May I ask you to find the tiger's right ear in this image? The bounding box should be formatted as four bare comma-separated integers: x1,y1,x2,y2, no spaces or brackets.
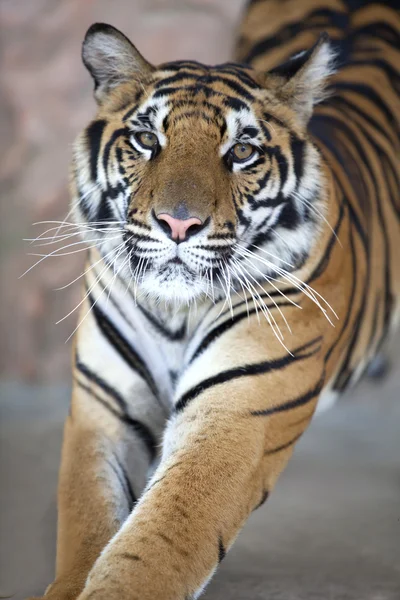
82,23,154,103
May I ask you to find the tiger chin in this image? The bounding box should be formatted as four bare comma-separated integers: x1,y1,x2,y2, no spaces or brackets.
29,1,400,599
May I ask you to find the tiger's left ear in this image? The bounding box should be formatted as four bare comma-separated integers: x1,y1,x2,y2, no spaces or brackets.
269,34,336,126
82,23,155,104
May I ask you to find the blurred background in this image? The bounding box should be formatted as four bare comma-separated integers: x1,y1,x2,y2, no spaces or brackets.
1,2,399,599
0,0,246,383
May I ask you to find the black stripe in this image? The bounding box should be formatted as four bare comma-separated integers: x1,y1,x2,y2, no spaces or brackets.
254,489,269,510
264,432,303,455
218,289,299,320
319,113,392,382
223,95,249,112
250,374,325,417
90,267,137,332
137,302,187,342
154,70,201,89
218,537,226,563
76,179,92,221
159,59,205,71
189,301,294,364
106,455,137,510
102,127,129,173
333,82,397,130
307,195,346,284
119,552,141,562
152,86,188,99
96,194,114,225
173,111,214,124
351,21,400,48
310,115,369,250
87,291,159,400
324,219,358,365
262,111,287,129
268,145,289,189
86,119,107,181
242,9,348,65
205,74,255,101
242,125,259,138
332,95,395,146
75,367,157,459
127,217,151,230
175,338,322,413
114,454,137,509
217,66,261,89
367,292,382,356
290,134,305,181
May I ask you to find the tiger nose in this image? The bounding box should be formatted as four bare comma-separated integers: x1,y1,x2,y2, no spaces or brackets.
156,213,203,242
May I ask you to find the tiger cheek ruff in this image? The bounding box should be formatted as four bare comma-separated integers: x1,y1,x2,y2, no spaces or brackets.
30,2,400,599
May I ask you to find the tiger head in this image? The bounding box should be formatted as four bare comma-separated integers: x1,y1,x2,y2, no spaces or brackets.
72,23,335,304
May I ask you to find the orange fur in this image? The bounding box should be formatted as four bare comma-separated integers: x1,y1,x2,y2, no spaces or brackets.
30,2,399,599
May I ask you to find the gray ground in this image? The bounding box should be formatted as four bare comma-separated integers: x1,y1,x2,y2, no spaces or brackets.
1,342,400,600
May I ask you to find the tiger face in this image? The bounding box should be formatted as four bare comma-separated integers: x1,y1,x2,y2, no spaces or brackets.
72,24,335,304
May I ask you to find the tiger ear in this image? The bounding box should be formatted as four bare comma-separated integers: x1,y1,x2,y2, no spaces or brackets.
269,34,336,125
82,23,154,103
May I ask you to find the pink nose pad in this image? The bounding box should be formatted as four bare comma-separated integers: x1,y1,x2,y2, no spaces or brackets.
156,213,203,241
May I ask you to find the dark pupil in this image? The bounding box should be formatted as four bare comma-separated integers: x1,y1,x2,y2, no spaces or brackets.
235,144,251,159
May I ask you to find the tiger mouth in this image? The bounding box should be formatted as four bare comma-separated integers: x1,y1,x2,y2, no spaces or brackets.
168,256,184,266
159,256,196,276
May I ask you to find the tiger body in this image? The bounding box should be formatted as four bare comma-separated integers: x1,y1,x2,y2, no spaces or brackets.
32,1,400,599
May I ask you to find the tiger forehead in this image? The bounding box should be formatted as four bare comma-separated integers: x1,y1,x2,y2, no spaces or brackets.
123,70,272,147
155,61,264,97
121,62,267,134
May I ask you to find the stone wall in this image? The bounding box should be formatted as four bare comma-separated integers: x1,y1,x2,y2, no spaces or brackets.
0,0,246,382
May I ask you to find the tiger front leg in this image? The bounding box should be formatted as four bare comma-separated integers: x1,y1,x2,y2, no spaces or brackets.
77,333,324,600
29,363,166,600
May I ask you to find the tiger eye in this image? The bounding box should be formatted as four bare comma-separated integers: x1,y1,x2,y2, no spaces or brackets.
136,131,158,149
231,142,255,162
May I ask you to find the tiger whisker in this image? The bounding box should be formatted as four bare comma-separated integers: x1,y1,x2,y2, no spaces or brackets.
25,235,121,260
230,259,292,352
232,256,289,339
25,227,123,247
237,245,323,313
234,246,301,311
64,251,124,343
20,235,117,277
227,260,261,325
49,191,92,245
257,118,277,137
215,270,231,320
55,244,122,291
230,258,286,343
293,191,342,247
235,244,337,324
124,247,135,299
31,220,121,228
237,242,295,269
233,253,292,334
221,258,235,318
106,245,129,308
57,242,125,325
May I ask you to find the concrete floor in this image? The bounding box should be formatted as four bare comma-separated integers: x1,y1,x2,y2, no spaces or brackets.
1,347,400,600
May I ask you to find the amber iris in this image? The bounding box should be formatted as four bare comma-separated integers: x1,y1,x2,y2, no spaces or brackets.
231,142,256,162
136,131,159,149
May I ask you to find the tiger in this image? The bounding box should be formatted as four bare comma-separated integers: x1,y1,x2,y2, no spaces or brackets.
29,0,400,599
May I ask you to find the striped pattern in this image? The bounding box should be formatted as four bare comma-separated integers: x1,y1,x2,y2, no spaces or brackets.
33,4,400,600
